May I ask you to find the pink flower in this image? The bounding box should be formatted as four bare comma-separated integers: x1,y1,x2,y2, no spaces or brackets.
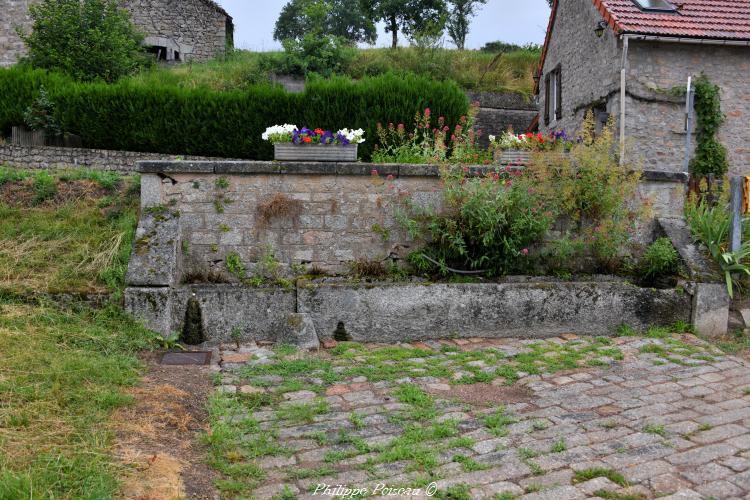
386,174,394,181
424,108,431,116
521,248,529,256
371,169,379,176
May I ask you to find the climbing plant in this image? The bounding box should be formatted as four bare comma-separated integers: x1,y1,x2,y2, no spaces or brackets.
689,74,729,176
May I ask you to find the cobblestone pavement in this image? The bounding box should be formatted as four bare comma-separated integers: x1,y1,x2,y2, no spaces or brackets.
208,332,750,499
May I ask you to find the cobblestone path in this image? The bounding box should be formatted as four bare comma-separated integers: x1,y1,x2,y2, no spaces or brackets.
208,331,750,499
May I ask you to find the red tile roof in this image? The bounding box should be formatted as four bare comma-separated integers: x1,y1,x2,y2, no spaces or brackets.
594,0,750,40
534,0,750,94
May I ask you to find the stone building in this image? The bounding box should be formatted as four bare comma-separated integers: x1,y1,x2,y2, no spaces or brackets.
535,0,750,174
0,0,233,67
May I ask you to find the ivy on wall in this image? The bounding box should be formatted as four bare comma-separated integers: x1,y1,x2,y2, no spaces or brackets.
689,74,729,176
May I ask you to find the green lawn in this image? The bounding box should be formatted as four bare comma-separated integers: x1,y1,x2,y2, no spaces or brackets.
0,167,157,498
0,168,139,296
130,47,539,96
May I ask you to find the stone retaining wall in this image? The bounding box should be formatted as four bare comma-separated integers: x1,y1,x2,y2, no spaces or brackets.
123,160,728,344
0,144,235,172
134,161,687,278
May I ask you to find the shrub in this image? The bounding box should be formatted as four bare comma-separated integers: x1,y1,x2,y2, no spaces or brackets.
0,69,468,162
20,0,149,82
641,237,680,280
529,113,645,272
397,166,555,276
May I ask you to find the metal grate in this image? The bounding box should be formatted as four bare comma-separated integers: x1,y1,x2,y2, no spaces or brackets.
160,351,212,365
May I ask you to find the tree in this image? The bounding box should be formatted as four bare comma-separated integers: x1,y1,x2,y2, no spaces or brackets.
365,0,448,49
20,0,147,82
274,0,377,45
445,0,487,50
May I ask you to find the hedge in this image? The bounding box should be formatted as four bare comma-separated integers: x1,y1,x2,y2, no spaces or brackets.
0,68,469,161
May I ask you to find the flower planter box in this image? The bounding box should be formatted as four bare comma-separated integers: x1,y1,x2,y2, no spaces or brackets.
497,149,531,165
274,143,358,162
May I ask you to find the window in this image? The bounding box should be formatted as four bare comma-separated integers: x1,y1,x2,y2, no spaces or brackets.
147,45,167,61
631,0,677,12
544,65,562,125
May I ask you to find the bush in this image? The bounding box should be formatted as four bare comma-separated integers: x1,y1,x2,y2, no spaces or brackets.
396,167,555,276
20,0,149,82
641,237,680,280
0,67,73,137
0,69,467,161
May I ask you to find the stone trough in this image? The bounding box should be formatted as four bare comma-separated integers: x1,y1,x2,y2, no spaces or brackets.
124,160,728,347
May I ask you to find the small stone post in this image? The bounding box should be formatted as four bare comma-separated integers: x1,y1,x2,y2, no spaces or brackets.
730,176,743,253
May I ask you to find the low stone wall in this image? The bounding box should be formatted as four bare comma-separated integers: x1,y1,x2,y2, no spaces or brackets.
0,144,235,173
467,91,538,146
125,279,691,344
123,159,727,344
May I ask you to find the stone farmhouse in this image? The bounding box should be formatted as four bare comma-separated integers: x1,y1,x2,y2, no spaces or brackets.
535,0,750,174
0,0,233,67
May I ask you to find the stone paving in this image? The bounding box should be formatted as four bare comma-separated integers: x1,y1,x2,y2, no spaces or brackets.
209,333,750,499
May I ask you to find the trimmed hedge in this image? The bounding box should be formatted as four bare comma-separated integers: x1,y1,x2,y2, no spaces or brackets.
0,68,469,161
0,67,74,137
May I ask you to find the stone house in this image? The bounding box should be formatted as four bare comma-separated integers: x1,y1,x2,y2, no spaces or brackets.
535,0,750,174
0,0,233,67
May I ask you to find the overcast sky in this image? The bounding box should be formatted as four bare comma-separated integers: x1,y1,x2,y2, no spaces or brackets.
214,0,551,51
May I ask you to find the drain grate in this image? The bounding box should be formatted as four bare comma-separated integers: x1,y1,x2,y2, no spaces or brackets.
161,351,212,365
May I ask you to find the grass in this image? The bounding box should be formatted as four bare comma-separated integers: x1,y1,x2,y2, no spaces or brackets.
131,47,540,96
572,468,628,487
642,423,667,437
0,168,139,296
0,297,156,499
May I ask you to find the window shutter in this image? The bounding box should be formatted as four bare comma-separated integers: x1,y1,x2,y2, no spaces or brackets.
544,73,551,125
555,67,562,121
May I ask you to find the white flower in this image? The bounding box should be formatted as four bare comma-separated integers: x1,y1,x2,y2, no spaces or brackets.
488,135,496,143
337,128,366,144
262,124,298,144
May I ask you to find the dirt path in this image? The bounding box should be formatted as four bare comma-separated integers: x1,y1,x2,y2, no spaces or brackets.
112,352,218,500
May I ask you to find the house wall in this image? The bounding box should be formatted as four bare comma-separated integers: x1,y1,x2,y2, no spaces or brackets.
539,0,750,175
0,0,33,67
625,42,750,175
0,0,231,66
538,0,621,134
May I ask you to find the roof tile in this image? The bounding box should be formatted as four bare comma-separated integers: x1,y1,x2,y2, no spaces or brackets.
599,0,750,40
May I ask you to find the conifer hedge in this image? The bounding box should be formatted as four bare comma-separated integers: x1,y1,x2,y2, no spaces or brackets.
0,68,469,161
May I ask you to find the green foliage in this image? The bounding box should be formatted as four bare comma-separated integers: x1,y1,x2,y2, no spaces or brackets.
445,0,487,50
572,468,628,487
20,0,148,82
641,237,680,280
481,40,541,54
690,74,729,176
370,0,448,48
398,166,554,276
280,34,356,77
372,104,491,164
226,252,247,281
23,86,61,136
32,170,57,205
0,68,467,162
0,298,156,499
274,0,376,44
685,195,750,298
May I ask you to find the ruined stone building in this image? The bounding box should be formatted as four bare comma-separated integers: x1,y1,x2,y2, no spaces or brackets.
0,0,233,67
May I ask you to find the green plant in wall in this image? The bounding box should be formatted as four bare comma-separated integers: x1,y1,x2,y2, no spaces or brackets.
690,74,729,176
225,252,247,281
641,237,680,282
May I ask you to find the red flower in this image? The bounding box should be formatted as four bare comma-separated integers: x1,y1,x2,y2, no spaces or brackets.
303,136,312,143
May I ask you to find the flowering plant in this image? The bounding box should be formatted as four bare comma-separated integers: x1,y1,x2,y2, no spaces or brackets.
262,125,365,146
491,130,574,152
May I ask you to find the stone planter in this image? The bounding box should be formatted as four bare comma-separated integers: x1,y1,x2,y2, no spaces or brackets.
274,143,358,162
496,149,531,165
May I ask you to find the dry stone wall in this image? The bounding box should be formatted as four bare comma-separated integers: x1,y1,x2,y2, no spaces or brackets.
0,144,236,172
